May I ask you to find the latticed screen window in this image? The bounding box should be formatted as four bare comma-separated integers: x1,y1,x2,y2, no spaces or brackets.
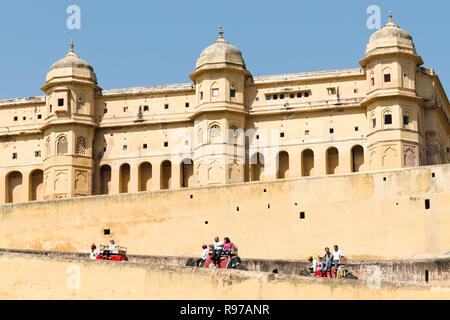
57,136,68,154
209,125,221,142
75,136,87,155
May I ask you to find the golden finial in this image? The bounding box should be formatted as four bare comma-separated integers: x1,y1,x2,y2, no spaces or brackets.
218,26,224,39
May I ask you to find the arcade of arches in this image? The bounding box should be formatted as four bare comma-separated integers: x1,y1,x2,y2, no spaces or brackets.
4,145,366,202
5,169,44,204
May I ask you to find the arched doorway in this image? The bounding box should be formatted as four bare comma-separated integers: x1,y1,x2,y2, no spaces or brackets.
250,152,264,181
6,171,23,203
404,146,416,167
160,160,172,190
326,147,339,174
181,159,193,188
100,165,111,195
351,145,364,172
302,149,314,176
29,169,44,201
277,151,289,179
119,163,130,193
138,162,152,191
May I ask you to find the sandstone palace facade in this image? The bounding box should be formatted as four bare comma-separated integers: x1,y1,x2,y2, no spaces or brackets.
1,14,449,203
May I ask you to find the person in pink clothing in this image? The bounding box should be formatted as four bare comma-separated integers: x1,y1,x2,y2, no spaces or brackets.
223,237,236,254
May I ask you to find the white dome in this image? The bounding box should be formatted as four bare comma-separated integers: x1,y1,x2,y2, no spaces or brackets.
366,12,416,55
45,41,97,85
50,41,93,72
195,27,246,71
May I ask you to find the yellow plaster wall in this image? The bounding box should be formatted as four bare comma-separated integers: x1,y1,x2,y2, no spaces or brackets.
0,164,449,261
0,252,448,300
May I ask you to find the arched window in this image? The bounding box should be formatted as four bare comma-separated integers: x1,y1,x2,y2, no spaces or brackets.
302,149,314,176
401,64,410,88
326,147,339,174
100,165,112,195
30,169,44,201
228,125,239,142
402,109,411,128
384,109,392,126
369,71,375,87
277,151,289,179
45,137,51,157
370,112,377,129
250,152,264,181
198,85,203,101
211,81,219,98
161,160,172,190
138,162,152,192
351,145,365,172
57,136,68,155
119,163,130,193
209,125,221,143
382,67,392,86
197,128,203,145
417,112,422,135
181,159,194,188
228,125,239,159
75,136,87,155
6,171,23,203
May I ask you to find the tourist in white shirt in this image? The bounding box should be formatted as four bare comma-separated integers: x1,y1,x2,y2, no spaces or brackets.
89,243,99,260
307,256,318,275
196,245,209,267
103,239,117,258
109,239,116,252
211,236,224,266
332,245,344,270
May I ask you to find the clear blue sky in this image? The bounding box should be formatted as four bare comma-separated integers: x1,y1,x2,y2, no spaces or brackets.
0,0,449,99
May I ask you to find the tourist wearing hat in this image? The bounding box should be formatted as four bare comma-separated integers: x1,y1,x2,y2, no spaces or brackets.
196,245,209,267
307,256,318,275
90,243,99,260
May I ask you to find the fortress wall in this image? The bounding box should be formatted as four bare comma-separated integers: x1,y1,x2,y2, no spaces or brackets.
0,251,449,300
0,164,449,260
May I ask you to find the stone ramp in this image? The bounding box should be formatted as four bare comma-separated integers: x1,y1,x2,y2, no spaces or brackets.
1,250,450,300
1,248,449,286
